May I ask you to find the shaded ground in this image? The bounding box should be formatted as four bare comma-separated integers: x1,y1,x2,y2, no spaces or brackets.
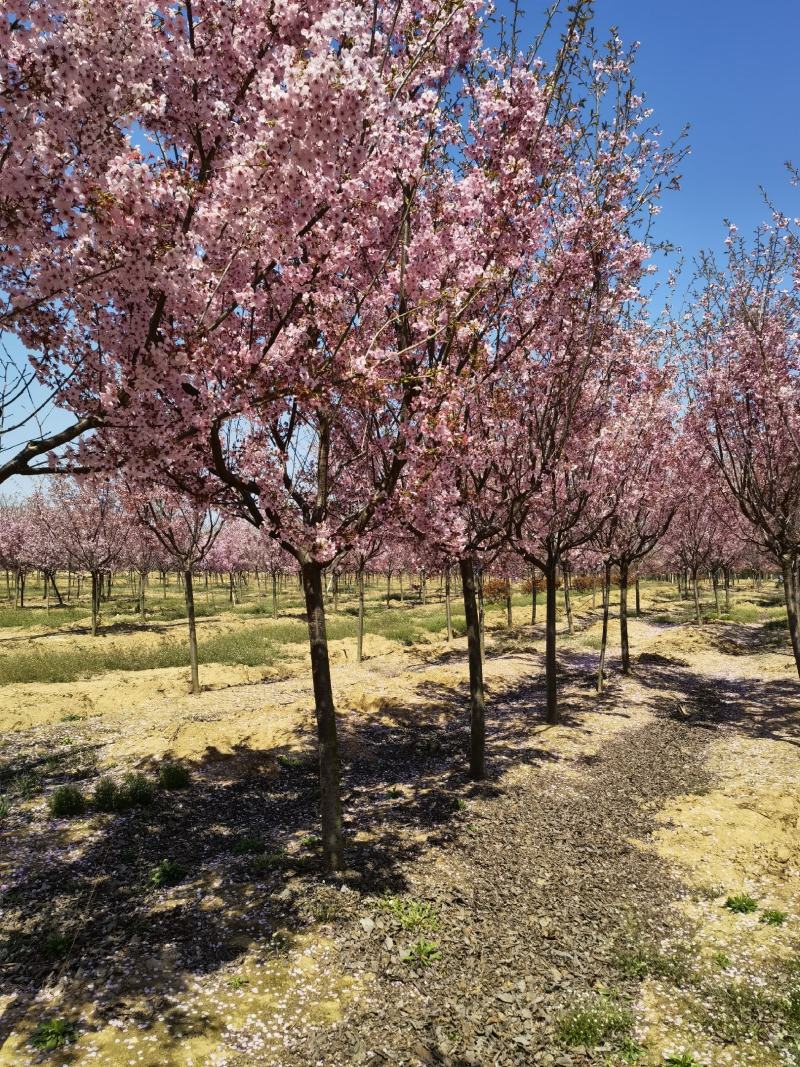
0,583,799,1065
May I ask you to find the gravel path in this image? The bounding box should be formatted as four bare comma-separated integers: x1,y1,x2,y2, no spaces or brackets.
285,663,719,1067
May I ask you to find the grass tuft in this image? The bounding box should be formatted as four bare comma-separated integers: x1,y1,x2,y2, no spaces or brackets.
557,995,634,1048
147,858,187,888
724,893,759,914
400,937,441,967
760,908,788,927
29,1018,77,1051
379,895,439,931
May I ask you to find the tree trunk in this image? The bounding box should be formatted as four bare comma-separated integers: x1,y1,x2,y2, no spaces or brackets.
356,568,365,665
90,571,99,636
598,561,612,694
505,579,513,628
635,576,641,617
302,561,344,871
272,572,278,619
386,572,392,609
619,560,630,675
563,564,574,636
530,567,537,625
444,566,453,642
459,557,486,780
692,567,701,623
139,572,146,616
50,573,63,606
545,556,558,724
184,569,200,695
780,555,800,680
476,567,485,665
724,568,731,612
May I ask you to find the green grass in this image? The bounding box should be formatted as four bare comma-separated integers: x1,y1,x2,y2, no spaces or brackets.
231,834,267,855
94,773,154,812
0,596,473,685
0,626,285,685
0,604,87,630
557,994,634,1048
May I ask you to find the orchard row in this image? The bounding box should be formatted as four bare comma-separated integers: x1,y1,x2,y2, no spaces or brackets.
2,0,799,868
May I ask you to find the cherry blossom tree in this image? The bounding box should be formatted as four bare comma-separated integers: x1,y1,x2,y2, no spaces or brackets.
684,216,800,673
132,490,223,693
41,478,127,635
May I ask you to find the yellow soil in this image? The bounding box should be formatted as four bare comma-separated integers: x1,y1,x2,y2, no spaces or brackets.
0,933,363,1067
634,638,800,1067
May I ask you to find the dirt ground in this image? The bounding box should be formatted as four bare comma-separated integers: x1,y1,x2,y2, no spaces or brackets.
1,582,799,1066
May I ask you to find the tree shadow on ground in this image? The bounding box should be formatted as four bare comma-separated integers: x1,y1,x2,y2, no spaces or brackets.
0,640,583,1064
633,653,800,748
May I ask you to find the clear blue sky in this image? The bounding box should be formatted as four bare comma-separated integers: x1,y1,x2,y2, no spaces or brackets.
511,0,800,264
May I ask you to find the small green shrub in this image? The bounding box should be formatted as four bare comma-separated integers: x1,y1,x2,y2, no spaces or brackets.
300,834,320,848
123,772,155,806
724,893,758,914
94,773,153,811
557,995,634,1048
664,1053,704,1067
0,796,8,819
159,762,190,789
93,777,119,812
760,908,788,926
49,785,86,817
251,849,286,874
29,1018,77,1051
379,895,439,931
276,753,303,770
386,786,403,798
232,834,266,855
713,951,731,968
401,937,441,967
147,859,187,888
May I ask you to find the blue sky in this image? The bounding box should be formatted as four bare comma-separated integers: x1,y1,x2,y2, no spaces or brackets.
2,0,798,495
520,0,800,265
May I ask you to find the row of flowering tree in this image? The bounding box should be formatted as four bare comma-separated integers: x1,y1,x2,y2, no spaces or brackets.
8,0,794,873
